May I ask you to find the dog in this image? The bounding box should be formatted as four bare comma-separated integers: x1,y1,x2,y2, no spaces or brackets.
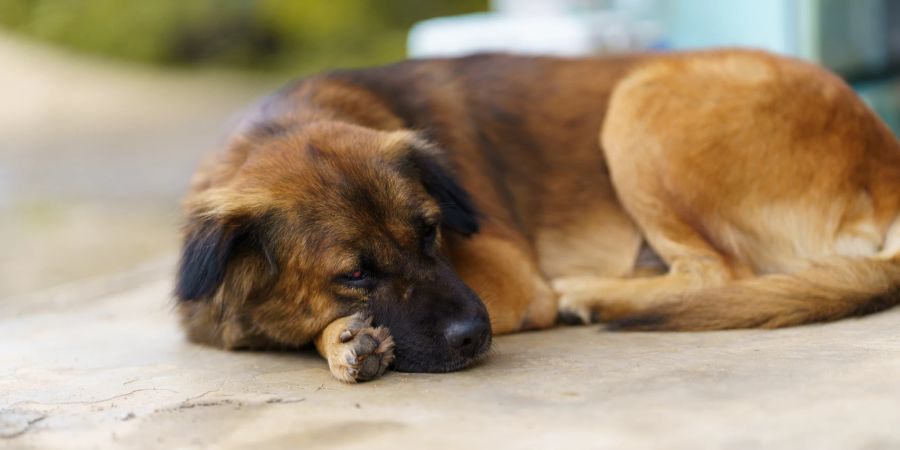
175,49,900,383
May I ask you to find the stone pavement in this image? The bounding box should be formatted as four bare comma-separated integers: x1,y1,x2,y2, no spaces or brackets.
2,259,900,450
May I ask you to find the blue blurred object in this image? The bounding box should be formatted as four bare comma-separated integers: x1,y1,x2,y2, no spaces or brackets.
408,0,664,58
857,78,900,135
629,0,900,133
658,0,803,55
652,0,899,77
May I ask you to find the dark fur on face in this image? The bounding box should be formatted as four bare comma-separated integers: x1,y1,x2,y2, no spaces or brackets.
175,122,490,372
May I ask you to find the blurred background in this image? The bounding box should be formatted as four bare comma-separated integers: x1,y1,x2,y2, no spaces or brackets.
2,0,898,299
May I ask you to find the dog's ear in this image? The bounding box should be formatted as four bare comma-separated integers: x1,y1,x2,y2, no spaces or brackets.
175,212,277,302
408,143,480,236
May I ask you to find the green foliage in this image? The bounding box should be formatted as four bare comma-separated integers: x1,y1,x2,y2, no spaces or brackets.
0,0,486,72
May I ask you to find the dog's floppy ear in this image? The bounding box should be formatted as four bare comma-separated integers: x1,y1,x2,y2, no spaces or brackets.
175,212,276,302
408,142,480,236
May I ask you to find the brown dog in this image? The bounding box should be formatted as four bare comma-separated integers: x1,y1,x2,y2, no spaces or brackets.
175,49,900,382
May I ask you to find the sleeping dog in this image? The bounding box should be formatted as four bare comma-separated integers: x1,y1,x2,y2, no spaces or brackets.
174,49,900,382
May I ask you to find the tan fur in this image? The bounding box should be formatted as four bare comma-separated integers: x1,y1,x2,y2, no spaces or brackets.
555,50,900,329
177,49,900,382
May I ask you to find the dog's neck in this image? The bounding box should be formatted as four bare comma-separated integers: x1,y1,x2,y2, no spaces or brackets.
259,77,409,135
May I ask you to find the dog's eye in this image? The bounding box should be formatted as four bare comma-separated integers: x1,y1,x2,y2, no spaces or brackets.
422,222,438,248
339,269,373,289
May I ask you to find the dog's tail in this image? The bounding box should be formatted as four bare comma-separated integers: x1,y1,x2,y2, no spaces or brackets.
610,254,900,331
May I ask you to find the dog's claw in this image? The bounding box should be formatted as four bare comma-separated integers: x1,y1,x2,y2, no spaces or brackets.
557,309,588,325
552,277,598,325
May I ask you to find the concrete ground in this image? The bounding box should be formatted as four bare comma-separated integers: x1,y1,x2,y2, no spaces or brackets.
3,259,900,450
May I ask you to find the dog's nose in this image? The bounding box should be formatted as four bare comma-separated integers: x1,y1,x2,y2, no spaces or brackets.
443,319,490,358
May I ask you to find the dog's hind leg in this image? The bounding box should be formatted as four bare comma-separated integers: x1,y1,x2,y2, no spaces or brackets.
557,51,900,329
553,200,749,323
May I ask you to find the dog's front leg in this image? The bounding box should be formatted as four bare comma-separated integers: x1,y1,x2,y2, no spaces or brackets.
314,312,395,383
446,233,557,334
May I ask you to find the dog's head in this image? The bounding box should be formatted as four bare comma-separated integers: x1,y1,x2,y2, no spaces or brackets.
175,122,491,372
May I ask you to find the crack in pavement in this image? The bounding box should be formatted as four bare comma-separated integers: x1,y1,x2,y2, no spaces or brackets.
9,388,179,408
0,414,46,440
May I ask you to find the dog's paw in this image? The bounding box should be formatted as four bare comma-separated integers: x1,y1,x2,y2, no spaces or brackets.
326,313,395,383
552,277,601,325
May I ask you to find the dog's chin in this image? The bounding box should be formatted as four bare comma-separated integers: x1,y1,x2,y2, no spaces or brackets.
390,334,492,373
